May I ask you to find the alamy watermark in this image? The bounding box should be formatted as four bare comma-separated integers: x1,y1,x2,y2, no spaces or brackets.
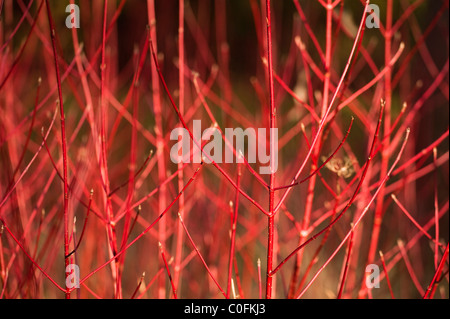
366,4,380,29
170,120,278,174
365,264,380,289
65,4,80,29
66,264,80,289
65,3,380,30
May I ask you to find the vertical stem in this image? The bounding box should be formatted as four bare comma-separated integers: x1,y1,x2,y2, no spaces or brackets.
99,0,121,298
100,0,110,205
366,0,393,293
265,0,276,299
266,214,275,299
178,0,185,185
257,258,262,299
227,164,241,298
147,0,167,299
433,148,439,270
215,0,232,105
173,0,185,294
44,0,70,299
322,0,333,117
289,0,334,298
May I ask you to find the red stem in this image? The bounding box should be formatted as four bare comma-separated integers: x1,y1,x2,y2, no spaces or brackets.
264,0,276,299
337,227,354,299
130,273,145,299
159,243,177,299
227,165,241,298
433,148,440,270
173,0,185,294
65,190,93,259
424,244,449,299
397,239,425,296
379,251,395,299
44,0,70,299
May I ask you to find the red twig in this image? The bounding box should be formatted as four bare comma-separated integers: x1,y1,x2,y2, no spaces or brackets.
433,148,440,270
130,272,146,299
159,243,177,299
424,244,449,299
397,239,425,296
379,251,395,299
65,190,93,259
173,0,186,294
337,226,354,299
177,212,226,297
264,0,277,299
44,0,70,298
227,164,241,298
